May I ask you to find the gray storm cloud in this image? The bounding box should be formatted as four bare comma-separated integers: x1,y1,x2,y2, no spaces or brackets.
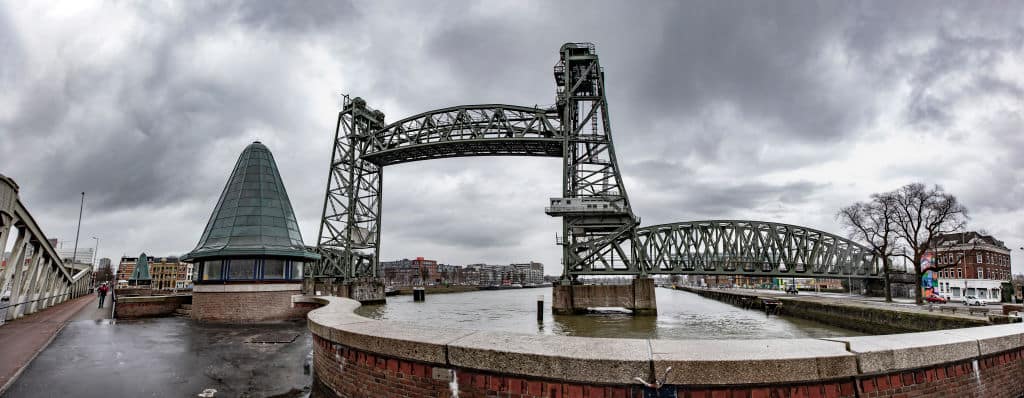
1,1,1022,275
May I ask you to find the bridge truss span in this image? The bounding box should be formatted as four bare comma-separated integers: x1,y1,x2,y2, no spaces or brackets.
635,220,881,278
364,104,563,166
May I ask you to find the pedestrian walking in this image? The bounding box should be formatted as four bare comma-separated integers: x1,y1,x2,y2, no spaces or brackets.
98,283,109,308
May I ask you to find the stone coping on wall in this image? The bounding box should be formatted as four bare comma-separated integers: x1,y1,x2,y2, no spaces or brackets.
301,295,1024,386
825,324,1024,374
194,283,301,293
116,294,192,303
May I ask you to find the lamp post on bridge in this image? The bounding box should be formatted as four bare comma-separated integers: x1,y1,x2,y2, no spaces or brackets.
70,192,85,287
91,236,100,287
91,236,100,268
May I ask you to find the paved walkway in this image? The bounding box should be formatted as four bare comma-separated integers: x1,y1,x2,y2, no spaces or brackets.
4,317,312,398
697,287,996,321
0,294,99,395
71,293,114,321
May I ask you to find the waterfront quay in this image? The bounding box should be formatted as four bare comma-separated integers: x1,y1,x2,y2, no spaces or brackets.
4,9,1024,396
679,286,999,334
309,294,1024,398
2,278,1023,397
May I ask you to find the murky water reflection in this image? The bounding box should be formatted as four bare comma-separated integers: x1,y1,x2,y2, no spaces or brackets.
356,287,861,339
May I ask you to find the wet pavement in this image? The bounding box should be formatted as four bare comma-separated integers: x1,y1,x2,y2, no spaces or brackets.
0,295,95,394
3,315,313,398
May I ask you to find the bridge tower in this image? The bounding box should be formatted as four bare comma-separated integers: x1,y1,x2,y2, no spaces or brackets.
312,96,387,300
546,43,639,279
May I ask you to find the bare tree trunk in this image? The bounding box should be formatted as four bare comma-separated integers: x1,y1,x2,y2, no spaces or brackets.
883,257,892,302
913,254,924,304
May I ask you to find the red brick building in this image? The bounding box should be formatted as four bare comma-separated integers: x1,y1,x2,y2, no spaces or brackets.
381,257,439,286
930,231,1011,301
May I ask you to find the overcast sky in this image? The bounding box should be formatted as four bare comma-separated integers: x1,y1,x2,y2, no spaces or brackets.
1,1,1022,276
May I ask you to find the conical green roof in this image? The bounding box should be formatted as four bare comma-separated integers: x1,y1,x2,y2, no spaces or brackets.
130,253,151,281
182,141,319,262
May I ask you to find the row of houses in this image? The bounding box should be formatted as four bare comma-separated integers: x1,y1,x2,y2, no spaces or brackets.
380,258,546,287
116,255,194,290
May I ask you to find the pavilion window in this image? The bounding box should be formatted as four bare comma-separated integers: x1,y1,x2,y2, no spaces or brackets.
287,261,303,280
264,259,286,279
228,259,256,280
202,260,223,281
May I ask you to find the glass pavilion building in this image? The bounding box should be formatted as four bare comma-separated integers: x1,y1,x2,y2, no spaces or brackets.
182,141,319,321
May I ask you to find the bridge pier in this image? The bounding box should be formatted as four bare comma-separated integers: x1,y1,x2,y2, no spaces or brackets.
552,277,657,315
305,278,386,304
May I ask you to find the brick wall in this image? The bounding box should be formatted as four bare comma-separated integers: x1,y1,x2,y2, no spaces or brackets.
674,383,855,398
314,336,857,398
858,348,1024,398
114,295,190,319
192,289,311,322
312,334,1024,398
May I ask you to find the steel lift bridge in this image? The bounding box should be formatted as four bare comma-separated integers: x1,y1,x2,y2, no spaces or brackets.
309,43,881,288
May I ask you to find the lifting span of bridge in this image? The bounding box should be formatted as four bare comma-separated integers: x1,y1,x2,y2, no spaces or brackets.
309,43,881,286
0,175,92,322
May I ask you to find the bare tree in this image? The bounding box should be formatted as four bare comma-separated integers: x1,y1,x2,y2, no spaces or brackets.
892,183,968,304
837,192,899,301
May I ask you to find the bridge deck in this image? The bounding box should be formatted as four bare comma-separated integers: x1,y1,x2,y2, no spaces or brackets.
362,138,562,166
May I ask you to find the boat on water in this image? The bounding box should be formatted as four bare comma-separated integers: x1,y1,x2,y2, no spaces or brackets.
384,287,400,296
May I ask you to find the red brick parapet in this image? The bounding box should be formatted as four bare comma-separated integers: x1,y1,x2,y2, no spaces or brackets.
303,296,1024,398
114,294,190,319
192,283,309,322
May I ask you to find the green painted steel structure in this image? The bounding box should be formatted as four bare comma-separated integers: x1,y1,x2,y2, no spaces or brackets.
313,43,881,281
183,141,319,263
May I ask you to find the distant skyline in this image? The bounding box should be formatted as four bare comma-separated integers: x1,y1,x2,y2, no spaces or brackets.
1,2,1022,276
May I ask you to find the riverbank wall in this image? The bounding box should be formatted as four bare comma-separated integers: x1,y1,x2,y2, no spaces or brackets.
302,295,1024,398
680,287,988,334
393,285,481,295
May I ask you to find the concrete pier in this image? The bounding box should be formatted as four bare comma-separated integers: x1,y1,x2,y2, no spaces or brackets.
305,278,386,304
552,277,657,315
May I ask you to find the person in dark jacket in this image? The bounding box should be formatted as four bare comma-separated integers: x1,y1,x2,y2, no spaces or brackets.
97,283,109,308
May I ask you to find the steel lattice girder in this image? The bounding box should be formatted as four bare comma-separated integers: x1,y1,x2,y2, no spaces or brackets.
314,98,385,278
363,105,563,166
634,220,882,278
557,42,638,277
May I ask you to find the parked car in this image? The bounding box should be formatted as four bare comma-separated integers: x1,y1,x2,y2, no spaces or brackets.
964,295,985,306
926,294,948,304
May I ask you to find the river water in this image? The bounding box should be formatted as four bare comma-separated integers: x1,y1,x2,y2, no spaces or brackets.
355,287,861,339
